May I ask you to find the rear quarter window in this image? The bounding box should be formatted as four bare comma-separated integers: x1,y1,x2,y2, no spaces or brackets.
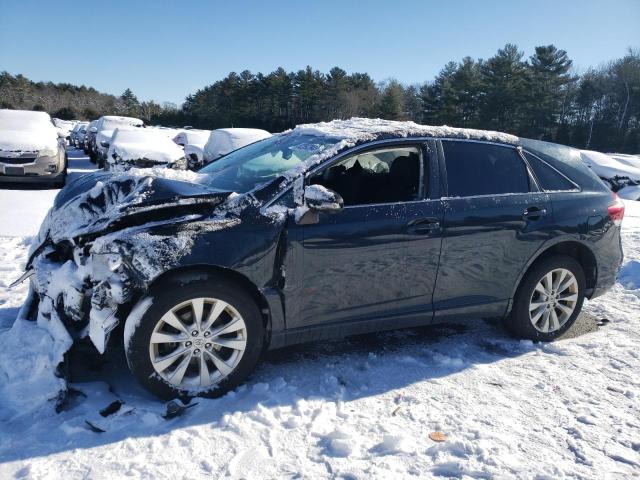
442,141,530,197
523,151,576,191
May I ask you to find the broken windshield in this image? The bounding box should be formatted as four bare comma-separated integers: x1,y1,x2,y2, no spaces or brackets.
199,133,340,193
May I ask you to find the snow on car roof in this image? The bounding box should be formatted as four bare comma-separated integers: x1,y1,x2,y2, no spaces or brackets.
289,117,520,145
203,128,272,161
99,116,144,130
174,129,211,146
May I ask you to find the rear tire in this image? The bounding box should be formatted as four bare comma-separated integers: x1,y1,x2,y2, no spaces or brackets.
506,255,585,341
124,274,265,400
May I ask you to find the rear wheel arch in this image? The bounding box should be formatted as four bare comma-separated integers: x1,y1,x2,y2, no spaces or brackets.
511,240,597,305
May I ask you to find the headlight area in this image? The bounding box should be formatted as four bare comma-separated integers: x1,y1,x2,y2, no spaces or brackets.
87,251,139,353
37,147,59,158
31,242,141,354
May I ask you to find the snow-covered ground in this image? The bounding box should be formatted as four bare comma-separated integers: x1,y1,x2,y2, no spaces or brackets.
0,150,639,479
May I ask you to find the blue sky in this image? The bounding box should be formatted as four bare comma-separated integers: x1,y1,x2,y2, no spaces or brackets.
1,0,638,105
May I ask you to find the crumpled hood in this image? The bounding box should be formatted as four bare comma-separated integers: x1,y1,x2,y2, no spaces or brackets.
0,129,58,153
31,169,233,253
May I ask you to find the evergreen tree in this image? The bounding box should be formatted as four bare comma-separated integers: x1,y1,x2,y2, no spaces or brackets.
120,88,140,116
526,45,574,139
480,44,529,132
378,79,405,120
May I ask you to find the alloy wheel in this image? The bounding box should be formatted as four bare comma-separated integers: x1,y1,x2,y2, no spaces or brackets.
528,268,579,333
148,297,247,390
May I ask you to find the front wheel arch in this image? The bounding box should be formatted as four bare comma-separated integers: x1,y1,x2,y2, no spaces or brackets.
145,264,272,341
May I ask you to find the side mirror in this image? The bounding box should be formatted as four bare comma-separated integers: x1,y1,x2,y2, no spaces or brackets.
90,127,97,133
100,141,110,148
305,184,343,212
295,184,344,225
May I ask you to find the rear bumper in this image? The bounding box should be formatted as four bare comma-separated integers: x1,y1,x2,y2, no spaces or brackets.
590,227,624,299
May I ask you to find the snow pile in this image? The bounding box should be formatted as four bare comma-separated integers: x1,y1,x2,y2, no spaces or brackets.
0,317,69,419
203,128,272,163
0,109,59,153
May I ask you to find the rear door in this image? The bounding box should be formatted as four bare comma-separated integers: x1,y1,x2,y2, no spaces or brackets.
433,140,553,320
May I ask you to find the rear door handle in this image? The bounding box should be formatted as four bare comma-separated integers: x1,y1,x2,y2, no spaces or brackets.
407,217,441,235
523,206,547,220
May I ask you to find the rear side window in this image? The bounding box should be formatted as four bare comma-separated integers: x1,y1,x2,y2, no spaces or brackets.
442,141,529,197
523,151,576,191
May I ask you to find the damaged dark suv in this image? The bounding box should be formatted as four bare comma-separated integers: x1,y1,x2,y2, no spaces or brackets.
17,118,624,400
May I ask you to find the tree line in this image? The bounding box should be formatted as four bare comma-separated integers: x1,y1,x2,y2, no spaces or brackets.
1,43,638,153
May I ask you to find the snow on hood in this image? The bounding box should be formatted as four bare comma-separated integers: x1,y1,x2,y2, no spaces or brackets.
0,109,58,153
108,129,186,164
31,168,230,250
0,129,58,153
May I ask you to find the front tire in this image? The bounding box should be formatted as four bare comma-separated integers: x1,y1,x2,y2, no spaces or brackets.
124,274,265,400
507,255,585,341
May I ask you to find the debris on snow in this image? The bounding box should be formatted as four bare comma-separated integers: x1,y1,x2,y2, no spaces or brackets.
162,399,198,420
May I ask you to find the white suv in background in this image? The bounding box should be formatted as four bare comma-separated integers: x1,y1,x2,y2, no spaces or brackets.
93,115,144,167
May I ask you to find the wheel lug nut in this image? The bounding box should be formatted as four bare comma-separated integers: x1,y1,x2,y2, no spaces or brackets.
204,331,210,337
194,349,201,355
191,330,199,336
185,341,192,347
205,343,211,348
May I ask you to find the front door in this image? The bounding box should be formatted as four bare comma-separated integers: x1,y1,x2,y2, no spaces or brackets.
284,143,444,329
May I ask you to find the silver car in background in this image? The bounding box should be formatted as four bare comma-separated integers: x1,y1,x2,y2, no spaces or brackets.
0,109,67,187
70,122,89,147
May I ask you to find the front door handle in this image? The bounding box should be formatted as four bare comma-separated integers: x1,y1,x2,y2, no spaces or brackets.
523,206,547,220
407,217,441,235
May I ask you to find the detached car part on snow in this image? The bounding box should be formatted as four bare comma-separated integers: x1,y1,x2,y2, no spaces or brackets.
15,118,624,400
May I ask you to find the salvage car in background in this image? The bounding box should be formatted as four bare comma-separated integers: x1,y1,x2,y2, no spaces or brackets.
202,128,271,166
104,127,187,170
580,149,640,191
174,129,210,168
18,118,624,400
0,109,68,187
84,120,99,155
70,122,89,147
93,115,144,166
52,118,77,143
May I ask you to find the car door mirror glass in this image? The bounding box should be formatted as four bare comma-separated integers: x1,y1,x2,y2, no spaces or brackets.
305,184,343,213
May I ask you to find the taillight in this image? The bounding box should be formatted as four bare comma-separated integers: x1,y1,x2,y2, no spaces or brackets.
608,193,625,226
